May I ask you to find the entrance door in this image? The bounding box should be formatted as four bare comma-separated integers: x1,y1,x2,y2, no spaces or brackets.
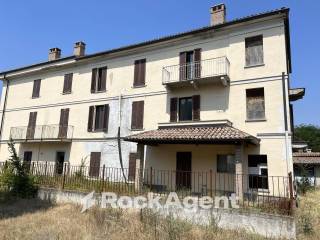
23,151,32,172
176,152,192,189
55,152,65,175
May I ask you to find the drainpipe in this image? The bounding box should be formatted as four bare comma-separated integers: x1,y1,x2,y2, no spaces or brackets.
0,74,9,147
117,94,127,183
282,72,290,176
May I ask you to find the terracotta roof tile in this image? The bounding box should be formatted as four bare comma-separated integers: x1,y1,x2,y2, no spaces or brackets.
293,152,320,164
124,126,259,145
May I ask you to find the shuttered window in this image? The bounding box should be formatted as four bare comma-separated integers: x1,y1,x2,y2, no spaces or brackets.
192,95,200,121
63,73,73,94
87,105,109,132
170,98,178,122
91,67,107,93
246,88,265,120
89,152,101,177
133,59,146,87
245,35,264,67
32,79,41,98
27,112,37,139
58,108,70,138
179,49,201,80
179,97,193,121
131,101,144,130
128,152,137,181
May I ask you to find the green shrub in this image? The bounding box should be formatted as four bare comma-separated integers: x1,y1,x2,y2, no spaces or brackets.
0,139,37,199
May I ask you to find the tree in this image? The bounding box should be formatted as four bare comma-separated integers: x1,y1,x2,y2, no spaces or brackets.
294,124,320,152
0,138,37,198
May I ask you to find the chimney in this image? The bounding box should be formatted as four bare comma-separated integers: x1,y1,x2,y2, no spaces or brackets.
74,41,86,57
210,3,226,26
48,48,61,61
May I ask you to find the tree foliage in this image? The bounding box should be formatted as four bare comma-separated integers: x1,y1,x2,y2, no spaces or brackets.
295,124,320,152
0,139,37,199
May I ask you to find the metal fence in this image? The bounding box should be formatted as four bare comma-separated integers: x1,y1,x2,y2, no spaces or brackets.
162,56,230,84
10,124,74,141
0,161,294,215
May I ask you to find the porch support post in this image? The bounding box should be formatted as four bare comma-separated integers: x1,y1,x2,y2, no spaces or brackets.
235,143,244,200
135,143,145,192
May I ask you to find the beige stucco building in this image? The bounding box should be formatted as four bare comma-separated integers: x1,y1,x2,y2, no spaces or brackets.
0,5,303,195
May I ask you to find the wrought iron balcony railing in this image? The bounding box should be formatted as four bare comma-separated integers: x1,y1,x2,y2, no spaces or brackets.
10,124,74,141
162,56,230,86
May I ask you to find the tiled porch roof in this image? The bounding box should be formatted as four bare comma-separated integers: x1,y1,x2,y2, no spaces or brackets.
124,125,260,145
293,152,320,165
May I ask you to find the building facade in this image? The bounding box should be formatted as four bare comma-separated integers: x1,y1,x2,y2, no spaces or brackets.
0,5,302,194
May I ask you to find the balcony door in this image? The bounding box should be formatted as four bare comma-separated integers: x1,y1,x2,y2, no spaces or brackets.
179,49,201,81
58,108,69,138
176,152,192,190
26,112,37,139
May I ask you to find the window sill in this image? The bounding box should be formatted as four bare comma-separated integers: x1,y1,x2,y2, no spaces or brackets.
62,92,72,95
130,128,144,131
244,63,265,69
89,130,108,133
132,85,146,89
31,96,40,99
91,90,107,94
245,119,267,123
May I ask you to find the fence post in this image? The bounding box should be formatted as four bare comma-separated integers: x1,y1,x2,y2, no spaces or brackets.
62,163,67,190
31,162,35,175
288,172,295,214
209,169,213,197
150,167,153,190
44,161,48,176
135,158,141,193
101,164,105,192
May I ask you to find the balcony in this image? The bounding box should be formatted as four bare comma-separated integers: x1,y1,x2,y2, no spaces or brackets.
10,124,74,142
162,56,230,88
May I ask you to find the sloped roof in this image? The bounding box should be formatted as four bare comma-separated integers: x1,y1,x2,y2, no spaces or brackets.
124,125,259,145
293,152,320,164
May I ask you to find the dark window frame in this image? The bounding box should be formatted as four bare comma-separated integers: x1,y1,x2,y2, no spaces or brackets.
246,88,266,121
245,35,264,67
88,104,109,133
32,79,41,98
63,73,73,94
91,67,107,93
133,58,146,87
248,154,268,190
178,97,193,121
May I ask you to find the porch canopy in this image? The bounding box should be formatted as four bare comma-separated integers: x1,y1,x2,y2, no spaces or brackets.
124,125,260,145
293,152,320,165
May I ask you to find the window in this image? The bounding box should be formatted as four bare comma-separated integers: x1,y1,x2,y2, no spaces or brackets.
248,155,268,189
131,101,144,130
171,95,200,122
245,35,264,67
128,153,137,181
32,79,41,98
217,155,235,173
179,49,201,80
63,73,73,94
23,151,32,172
26,112,37,139
87,105,109,132
246,88,265,120
179,97,193,121
91,67,107,93
133,59,146,87
89,152,101,177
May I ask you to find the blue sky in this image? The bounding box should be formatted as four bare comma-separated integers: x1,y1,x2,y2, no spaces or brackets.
0,0,319,125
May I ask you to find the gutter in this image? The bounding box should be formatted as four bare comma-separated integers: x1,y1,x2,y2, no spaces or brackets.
0,75,9,142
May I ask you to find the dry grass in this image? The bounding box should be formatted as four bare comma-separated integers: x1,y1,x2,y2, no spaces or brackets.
0,199,268,240
296,188,320,240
